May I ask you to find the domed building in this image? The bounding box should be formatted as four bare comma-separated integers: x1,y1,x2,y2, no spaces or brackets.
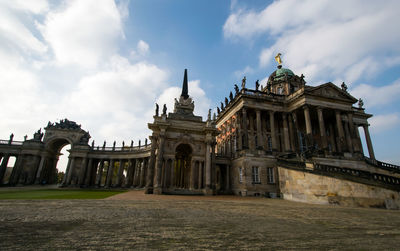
0,65,399,208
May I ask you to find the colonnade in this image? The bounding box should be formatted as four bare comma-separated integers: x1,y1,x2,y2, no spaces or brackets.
62,156,149,188
217,105,375,159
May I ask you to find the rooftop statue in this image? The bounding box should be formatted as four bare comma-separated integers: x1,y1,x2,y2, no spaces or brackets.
163,104,167,115
217,107,220,114
229,91,233,101
255,80,260,91
220,102,224,110
145,138,148,146
208,109,211,121
130,140,133,147
234,84,239,95
241,76,246,89
155,103,159,116
358,98,364,108
341,82,348,92
224,97,228,106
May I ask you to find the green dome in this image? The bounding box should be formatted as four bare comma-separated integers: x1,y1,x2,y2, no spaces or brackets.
275,67,294,77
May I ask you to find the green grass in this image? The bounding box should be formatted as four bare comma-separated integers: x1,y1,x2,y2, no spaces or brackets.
0,189,126,200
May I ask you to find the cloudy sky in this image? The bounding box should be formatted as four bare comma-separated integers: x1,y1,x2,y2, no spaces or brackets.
1,0,400,169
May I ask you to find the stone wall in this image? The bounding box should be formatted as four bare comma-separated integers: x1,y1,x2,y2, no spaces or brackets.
278,167,400,209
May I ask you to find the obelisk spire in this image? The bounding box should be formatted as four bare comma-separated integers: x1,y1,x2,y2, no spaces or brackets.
181,69,189,99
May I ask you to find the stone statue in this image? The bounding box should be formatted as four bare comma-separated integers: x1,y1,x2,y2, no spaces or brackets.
138,140,141,148
234,84,239,95
145,138,148,146
33,128,43,141
229,91,233,101
267,83,271,93
162,104,167,115
91,140,95,148
358,98,364,108
113,141,116,148
208,109,211,121
255,80,260,91
155,103,159,116
224,97,228,106
261,85,264,90
341,82,348,92
9,133,14,143
103,141,106,148
220,102,224,110
24,135,27,141
217,107,220,114
300,74,305,84
122,141,125,147
130,140,133,147
241,76,246,89
213,113,216,121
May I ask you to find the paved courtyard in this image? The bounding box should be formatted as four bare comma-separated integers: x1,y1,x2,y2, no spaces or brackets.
1,190,400,250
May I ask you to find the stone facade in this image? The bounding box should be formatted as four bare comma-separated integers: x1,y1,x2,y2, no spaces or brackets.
0,66,399,208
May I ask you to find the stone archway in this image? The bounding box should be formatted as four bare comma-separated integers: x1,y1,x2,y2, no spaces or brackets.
37,119,91,185
174,144,192,189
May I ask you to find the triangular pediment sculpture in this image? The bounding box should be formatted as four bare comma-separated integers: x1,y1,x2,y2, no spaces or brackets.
307,82,358,103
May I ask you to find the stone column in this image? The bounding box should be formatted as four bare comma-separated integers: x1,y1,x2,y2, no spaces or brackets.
282,113,291,152
61,157,71,185
363,124,375,159
140,160,146,187
0,154,10,184
66,157,75,185
96,160,104,186
145,136,157,193
236,112,242,151
256,110,263,149
205,142,212,191
116,159,125,187
303,105,312,135
335,110,345,152
34,155,45,184
78,157,88,185
154,135,165,194
126,159,135,187
288,114,296,151
170,159,175,187
344,122,353,153
190,160,196,190
348,113,359,152
105,159,114,187
355,126,364,154
291,112,300,152
269,111,277,151
198,161,203,189
225,165,230,191
242,108,248,149
141,158,148,188
317,107,328,150
84,158,93,186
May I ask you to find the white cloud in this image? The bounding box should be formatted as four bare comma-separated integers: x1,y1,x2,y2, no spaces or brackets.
370,113,400,133
39,0,124,68
350,79,400,107
224,1,400,84
137,40,149,55
234,66,254,78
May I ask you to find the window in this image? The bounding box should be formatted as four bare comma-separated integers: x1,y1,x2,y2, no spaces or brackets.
252,166,260,184
239,167,243,183
267,167,275,184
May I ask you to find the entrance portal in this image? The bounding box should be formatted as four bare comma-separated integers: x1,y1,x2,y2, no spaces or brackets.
174,144,192,189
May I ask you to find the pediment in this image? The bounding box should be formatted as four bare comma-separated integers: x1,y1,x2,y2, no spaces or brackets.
308,83,357,103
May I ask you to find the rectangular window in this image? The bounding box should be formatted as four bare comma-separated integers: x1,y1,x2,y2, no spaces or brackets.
252,166,260,184
267,135,272,151
239,167,243,183
267,167,275,184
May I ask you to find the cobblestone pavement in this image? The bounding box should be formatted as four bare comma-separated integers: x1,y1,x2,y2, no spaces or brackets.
1,190,400,250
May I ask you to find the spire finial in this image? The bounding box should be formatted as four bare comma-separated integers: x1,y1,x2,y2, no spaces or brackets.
181,69,189,99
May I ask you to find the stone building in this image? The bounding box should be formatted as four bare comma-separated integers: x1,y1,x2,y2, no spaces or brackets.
0,66,399,208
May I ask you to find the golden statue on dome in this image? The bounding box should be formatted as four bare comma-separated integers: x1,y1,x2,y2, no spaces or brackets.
275,53,282,65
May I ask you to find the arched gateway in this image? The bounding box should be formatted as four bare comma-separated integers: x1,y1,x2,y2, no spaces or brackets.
147,69,218,195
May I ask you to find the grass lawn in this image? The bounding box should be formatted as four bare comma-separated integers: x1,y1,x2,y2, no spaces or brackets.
0,189,126,200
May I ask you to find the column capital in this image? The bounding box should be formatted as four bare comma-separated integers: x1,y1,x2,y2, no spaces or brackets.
303,104,311,110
